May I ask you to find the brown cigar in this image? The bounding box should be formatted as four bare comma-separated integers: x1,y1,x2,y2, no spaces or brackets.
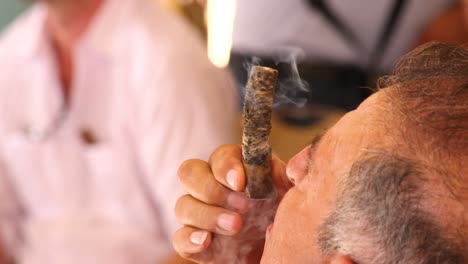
242,66,278,199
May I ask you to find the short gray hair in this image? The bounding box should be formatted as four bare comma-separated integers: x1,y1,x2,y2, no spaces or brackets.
317,42,468,263
318,153,465,263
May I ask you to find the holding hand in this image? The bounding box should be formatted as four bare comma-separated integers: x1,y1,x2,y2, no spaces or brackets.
173,144,292,263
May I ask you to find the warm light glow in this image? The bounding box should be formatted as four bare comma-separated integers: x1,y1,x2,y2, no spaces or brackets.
206,0,236,68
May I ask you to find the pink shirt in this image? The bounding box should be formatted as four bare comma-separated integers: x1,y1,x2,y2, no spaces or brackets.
0,0,237,263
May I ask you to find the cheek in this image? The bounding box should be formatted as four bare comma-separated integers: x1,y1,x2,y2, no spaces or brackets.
261,189,320,263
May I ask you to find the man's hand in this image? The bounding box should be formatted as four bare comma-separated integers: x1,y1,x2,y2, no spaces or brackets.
173,144,291,263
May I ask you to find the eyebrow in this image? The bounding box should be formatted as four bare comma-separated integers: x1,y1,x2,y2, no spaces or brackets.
307,132,325,167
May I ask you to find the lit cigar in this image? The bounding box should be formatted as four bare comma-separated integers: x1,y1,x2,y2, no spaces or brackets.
242,66,278,199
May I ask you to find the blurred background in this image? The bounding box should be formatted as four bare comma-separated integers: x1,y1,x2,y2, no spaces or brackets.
1,0,465,161
0,1,467,263
0,1,27,30
0,0,203,30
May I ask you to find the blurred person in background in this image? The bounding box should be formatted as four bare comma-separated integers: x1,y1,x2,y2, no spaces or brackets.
0,0,236,263
229,0,468,124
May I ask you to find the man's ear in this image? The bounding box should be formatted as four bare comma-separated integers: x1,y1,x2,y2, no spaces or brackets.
329,254,355,264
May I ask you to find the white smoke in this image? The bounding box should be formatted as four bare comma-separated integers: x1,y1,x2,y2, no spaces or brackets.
200,199,279,264
242,47,310,108
273,47,309,108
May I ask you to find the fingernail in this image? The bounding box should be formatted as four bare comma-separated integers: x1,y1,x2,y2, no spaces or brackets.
217,213,236,231
226,169,239,190
227,192,251,212
190,231,208,245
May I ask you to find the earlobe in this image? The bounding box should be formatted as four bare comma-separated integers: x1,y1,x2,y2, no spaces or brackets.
330,254,356,264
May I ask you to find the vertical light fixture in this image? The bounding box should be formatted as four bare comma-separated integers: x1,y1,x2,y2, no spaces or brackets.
206,0,236,68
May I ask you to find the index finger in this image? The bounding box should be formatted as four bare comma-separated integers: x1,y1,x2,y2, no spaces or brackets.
209,144,246,192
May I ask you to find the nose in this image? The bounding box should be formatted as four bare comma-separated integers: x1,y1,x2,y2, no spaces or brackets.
286,145,311,185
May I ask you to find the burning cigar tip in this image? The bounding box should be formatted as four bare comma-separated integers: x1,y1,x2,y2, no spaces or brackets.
250,65,278,74
249,66,278,90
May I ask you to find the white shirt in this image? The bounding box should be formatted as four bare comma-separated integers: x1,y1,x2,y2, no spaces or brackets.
0,0,237,263
233,0,454,71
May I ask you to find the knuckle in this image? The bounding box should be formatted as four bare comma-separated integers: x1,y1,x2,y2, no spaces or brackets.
214,144,232,153
177,159,202,182
172,237,194,260
171,230,182,252
174,194,192,221
178,251,194,260
201,183,226,206
210,144,239,161
172,230,185,250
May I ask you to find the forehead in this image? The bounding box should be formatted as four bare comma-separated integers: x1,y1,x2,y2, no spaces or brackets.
305,91,393,184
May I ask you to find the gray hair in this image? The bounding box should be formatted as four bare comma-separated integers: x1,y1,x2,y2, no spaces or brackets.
317,42,468,263
318,153,465,263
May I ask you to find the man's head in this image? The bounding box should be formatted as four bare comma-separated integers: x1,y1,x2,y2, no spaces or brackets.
261,42,468,263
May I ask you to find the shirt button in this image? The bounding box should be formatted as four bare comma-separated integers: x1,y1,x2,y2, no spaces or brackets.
80,129,98,145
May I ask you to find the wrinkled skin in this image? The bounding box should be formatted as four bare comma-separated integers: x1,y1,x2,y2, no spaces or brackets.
174,91,390,263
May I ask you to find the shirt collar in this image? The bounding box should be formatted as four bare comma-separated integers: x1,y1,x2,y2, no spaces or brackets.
14,3,49,61
18,0,136,61
78,0,135,59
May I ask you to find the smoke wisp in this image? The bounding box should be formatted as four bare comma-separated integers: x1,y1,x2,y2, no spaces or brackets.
196,198,278,264
242,47,310,108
